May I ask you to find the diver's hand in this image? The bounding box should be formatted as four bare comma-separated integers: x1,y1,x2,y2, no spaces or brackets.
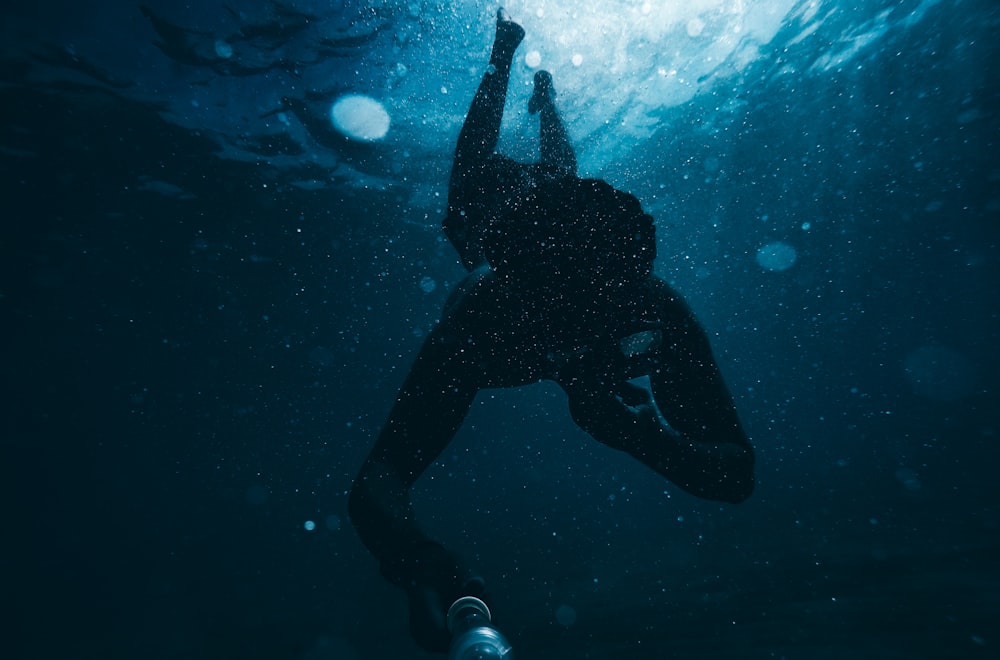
616,381,652,407
568,383,666,455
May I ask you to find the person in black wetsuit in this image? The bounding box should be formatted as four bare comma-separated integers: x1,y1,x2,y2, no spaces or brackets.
348,8,755,653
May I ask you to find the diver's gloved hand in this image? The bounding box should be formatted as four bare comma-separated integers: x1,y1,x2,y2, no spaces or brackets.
567,382,664,455
616,381,652,408
380,541,487,653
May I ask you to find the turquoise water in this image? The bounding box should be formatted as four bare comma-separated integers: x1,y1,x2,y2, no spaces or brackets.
2,1,997,658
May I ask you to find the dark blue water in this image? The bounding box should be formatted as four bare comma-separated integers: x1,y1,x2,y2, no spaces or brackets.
2,1,997,658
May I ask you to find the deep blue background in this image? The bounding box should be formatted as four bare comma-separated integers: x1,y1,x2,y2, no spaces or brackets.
2,1,997,658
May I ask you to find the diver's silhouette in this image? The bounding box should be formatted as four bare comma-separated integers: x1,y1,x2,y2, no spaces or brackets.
349,9,754,653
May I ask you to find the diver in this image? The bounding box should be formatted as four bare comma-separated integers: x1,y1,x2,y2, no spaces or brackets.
348,8,755,654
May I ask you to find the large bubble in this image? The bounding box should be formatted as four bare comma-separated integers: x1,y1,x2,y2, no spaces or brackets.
755,241,798,271
213,39,233,59
554,604,577,627
903,344,976,401
330,94,391,141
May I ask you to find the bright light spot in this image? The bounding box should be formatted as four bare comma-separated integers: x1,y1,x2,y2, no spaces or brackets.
419,276,437,293
330,94,391,141
686,18,706,37
304,520,316,531
572,53,583,66
525,50,542,68
755,241,797,271
214,39,233,59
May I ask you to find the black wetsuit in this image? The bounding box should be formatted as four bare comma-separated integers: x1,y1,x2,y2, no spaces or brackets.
348,12,754,654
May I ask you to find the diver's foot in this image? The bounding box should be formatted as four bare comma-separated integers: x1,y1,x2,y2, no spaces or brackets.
528,70,555,114
406,574,487,653
387,540,488,653
494,7,525,52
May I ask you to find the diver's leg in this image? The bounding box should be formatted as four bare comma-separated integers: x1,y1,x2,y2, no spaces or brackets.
445,9,524,269
451,9,524,180
348,325,483,652
348,270,538,652
348,342,477,557
529,70,577,175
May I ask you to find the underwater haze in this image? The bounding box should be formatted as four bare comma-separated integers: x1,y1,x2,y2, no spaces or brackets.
2,0,998,658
